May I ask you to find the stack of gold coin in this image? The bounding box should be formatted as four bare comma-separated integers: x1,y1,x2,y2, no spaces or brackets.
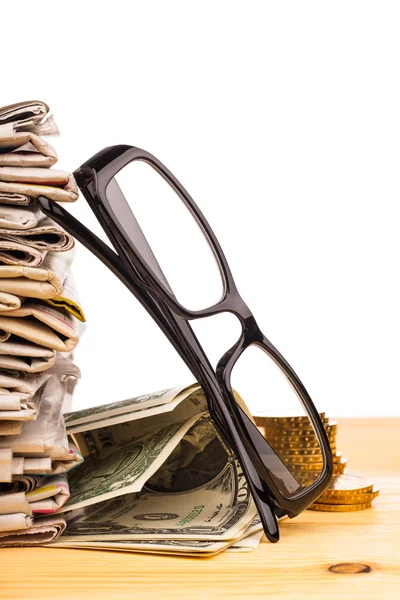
254,414,346,484
253,414,379,512
308,474,380,511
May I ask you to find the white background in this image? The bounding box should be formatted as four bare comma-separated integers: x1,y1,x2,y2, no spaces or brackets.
4,1,400,416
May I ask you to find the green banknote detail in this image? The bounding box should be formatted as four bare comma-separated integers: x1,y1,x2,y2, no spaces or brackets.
65,417,197,508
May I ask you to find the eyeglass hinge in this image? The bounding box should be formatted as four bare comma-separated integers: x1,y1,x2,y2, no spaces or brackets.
74,167,93,187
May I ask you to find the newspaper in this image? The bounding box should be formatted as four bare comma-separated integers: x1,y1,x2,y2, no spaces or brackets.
0,252,66,298
0,253,82,378
0,239,45,267
0,421,22,436
0,515,66,546
0,359,80,457
0,100,58,135
0,356,81,543
0,475,69,516
0,340,56,374
0,129,57,168
0,303,79,352
0,292,22,311
0,369,51,400
0,168,78,204
0,250,84,323
47,272,86,322
0,202,45,230
0,216,74,254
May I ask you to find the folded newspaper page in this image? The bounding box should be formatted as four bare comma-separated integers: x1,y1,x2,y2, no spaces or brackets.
25,474,70,514
0,515,66,546
0,292,22,311
0,216,74,255
0,369,51,401
0,168,78,204
0,475,69,516
0,100,58,135
0,359,80,457
0,240,45,267
0,303,79,352
0,340,56,373
0,250,84,323
0,257,63,298
0,421,22,436
0,202,45,230
0,250,73,299
0,129,57,168
47,272,86,322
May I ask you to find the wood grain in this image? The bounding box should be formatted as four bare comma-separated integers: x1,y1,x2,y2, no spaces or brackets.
1,418,399,600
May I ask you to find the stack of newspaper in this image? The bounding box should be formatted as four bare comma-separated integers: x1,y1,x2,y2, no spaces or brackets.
0,101,84,546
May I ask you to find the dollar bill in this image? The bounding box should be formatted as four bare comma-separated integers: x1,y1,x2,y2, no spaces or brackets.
225,530,264,552
64,384,201,434
49,384,268,555
53,414,257,551
59,403,208,513
49,537,232,557
49,516,268,557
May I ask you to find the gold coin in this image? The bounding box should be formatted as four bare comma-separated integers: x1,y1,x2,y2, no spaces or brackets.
281,450,341,464
333,461,347,475
317,489,380,505
261,418,331,432
308,502,372,512
316,474,374,495
282,454,324,464
268,440,336,451
290,459,347,474
290,462,326,472
333,452,343,463
282,448,337,457
261,432,336,448
324,421,338,431
254,413,325,425
265,422,337,437
262,427,329,438
265,433,335,444
274,447,325,456
268,439,321,449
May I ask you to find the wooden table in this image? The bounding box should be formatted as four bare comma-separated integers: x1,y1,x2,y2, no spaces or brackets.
1,419,399,599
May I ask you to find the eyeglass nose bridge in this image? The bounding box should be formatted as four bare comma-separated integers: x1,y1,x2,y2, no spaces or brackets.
215,313,263,382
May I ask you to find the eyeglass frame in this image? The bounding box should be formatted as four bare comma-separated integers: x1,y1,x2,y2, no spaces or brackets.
38,144,333,543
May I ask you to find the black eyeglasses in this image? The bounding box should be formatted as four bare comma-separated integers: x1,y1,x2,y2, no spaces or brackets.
38,145,333,542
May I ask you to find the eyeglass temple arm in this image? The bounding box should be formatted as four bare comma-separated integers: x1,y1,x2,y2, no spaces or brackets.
106,178,175,296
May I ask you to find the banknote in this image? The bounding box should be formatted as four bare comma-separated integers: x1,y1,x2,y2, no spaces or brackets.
52,408,257,558
49,384,265,555
60,414,207,513
59,450,256,541
225,530,265,552
49,537,232,557
49,516,266,557
64,384,200,433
